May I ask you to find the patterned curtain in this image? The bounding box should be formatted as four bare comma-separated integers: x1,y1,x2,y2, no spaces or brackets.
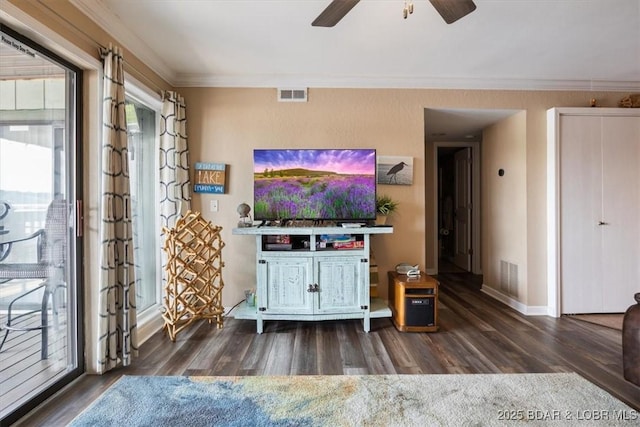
160,90,191,230
160,91,191,293
97,44,137,374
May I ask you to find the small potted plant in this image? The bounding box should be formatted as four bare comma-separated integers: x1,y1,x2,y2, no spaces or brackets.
376,194,398,224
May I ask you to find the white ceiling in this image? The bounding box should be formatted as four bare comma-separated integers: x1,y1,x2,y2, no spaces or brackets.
68,0,639,142
73,0,640,91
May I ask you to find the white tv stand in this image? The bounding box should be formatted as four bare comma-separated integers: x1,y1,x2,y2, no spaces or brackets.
232,225,393,333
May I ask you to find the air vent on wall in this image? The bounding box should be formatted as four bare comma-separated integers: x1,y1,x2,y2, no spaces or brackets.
500,260,519,298
277,88,308,102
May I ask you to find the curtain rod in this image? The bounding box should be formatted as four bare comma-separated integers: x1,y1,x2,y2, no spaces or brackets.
40,1,166,96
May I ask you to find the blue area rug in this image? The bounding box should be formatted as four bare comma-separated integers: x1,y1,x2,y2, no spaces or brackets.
69,373,636,426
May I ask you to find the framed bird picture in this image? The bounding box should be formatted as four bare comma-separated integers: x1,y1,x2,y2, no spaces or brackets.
377,155,413,185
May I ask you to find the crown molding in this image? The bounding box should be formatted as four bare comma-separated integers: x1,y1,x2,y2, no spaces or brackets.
174,73,640,92
70,0,176,85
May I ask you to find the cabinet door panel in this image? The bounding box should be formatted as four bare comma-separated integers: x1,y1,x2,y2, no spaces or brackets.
601,116,640,312
560,115,604,313
264,257,313,314
316,257,362,313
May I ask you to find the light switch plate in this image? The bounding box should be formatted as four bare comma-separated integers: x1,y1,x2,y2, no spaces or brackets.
210,200,219,212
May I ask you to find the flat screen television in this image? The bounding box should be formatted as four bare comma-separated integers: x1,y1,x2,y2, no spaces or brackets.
253,148,377,222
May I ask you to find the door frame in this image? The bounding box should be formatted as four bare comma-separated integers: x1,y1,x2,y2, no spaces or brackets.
433,141,481,275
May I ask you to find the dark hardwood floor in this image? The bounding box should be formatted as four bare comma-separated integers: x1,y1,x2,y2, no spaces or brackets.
15,273,640,426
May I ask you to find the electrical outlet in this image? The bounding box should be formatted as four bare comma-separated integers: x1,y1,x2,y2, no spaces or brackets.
210,200,219,212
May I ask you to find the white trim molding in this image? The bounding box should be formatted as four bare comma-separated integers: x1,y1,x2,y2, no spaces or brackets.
136,307,164,345
481,285,549,316
174,73,640,92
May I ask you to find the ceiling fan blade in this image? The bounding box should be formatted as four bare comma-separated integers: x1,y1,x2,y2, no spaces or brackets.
312,0,360,27
429,0,476,24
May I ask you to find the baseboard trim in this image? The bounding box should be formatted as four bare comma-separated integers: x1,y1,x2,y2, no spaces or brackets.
137,310,164,344
481,285,549,316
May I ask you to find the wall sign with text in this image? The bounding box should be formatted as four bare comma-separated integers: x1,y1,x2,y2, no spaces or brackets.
194,162,227,194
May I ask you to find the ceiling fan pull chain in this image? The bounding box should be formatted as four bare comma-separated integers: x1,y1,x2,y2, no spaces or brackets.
403,1,414,20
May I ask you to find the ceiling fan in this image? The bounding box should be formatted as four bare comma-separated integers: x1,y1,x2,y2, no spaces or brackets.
312,0,477,27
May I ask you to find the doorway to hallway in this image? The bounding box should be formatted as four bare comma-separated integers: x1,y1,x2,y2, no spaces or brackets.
435,142,480,275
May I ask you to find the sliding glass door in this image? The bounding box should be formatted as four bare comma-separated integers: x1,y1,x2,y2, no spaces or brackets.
0,26,82,424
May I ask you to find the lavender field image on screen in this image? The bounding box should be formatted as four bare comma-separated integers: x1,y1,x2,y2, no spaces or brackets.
253,149,376,220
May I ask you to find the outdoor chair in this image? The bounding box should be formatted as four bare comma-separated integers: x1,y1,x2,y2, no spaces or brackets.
0,199,67,359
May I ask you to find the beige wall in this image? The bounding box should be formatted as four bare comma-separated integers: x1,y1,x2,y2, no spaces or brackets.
181,87,625,309
481,111,528,300
181,88,425,304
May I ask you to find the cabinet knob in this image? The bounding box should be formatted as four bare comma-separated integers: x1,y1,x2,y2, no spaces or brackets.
598,221,610,226
307,284,314,293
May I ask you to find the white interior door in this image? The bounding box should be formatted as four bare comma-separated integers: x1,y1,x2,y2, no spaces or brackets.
560,116,603,313
601,116,640,312
453,148,472,271
560,115,640,313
